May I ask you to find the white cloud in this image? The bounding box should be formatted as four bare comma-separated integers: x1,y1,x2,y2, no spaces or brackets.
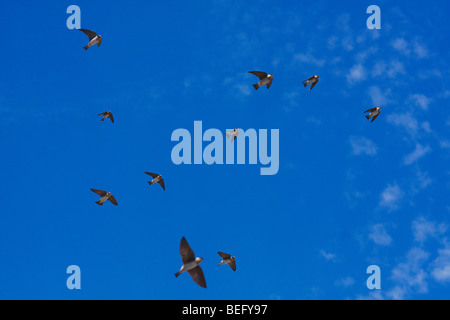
335,277,355,288
379,183,404,211
368,86,390,106
412,217,447,243
387,113,419,136
431,245,450,282
320,250,336,261
349,136,377,156
369,224,392,246
410,94,432,110
392,38,410,55
403,144,431,165
347,64,366,84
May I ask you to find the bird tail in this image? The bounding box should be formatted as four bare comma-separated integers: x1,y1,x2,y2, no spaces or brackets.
303,82,308,87
95,200,103,205
365,114,371,120
83,45,89,50
253,83,260,90
175,271,182,277
225,132,231,138
148,181,154,186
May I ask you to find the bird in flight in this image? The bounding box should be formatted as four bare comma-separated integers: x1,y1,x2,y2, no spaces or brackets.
175,237,207,288
97,111,114,123
248,71,273,90
225,129,239,143
90,189,118,206
303,75,319,91
364,106,381,123
145,172,165,190
78,28,102,50
217,252,236,271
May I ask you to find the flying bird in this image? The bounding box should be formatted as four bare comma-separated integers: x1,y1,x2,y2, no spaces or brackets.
90,189,118,206
248,71,273,90
175,237,207,288
145,172,165,190
97,111,114,123
78,28,102,50
364,107,381,123
217,252,236,271
225,129,239,143
303,75,319,91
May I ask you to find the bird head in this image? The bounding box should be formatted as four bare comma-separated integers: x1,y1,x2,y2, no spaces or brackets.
268,74,273,79
315,75,319,79
195,257,204,264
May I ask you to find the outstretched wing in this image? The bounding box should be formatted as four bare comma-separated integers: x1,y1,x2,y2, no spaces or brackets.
91,189,107,196
108,195,118,206
229,260,236,271
266,79,273,89
309,79,318,91
248,71,268,80
108,113,114,123
145,172,159,179
188,266,207,288
78,29,97,41
179,237,195,264
218,252,231,259
158,179,165,191
364,107,377,113
371,113,380,122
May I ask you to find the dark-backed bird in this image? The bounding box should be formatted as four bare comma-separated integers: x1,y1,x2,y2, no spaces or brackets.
90,189,118,206
248,71,273,90
364,106,381,123
97,111,114,123
78,28,102,50
303,75,319,91
217,252,236,271
145,172,165,190
175,237,206,288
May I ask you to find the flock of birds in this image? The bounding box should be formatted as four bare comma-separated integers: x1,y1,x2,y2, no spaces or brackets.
78,25,381,289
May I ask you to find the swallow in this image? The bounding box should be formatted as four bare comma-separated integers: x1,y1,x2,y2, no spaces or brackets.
225,129,239,143
78,28,102,50
175,237,206,288
364,106,381,123
145,172,165,190
248,71,273,90
303,75,319,91
217,252,236,271
90,189,118,206
97,111,114,123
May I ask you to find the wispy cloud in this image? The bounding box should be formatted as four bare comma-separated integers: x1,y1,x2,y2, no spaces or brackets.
349,136,377,156
412,217,447,243
369,224,392,246
379,183,404,211
403,144,431,165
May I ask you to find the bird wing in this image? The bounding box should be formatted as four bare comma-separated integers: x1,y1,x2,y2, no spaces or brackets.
364,107,377,113
78,29,97,41
97,112,107,116
158,178,165,191
371,113,380,122
145,172,159,179
108,113,114,123
91,189,107,196
188,266,207,288
108,195,118,206
248,71,268,80
266,79,273,89
231,135,236,143
180,237,195,264
309,79,318,90
229,260,237,271
218,252,231,259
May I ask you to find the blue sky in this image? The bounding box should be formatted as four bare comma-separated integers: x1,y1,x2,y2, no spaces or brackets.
0,0,450,300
